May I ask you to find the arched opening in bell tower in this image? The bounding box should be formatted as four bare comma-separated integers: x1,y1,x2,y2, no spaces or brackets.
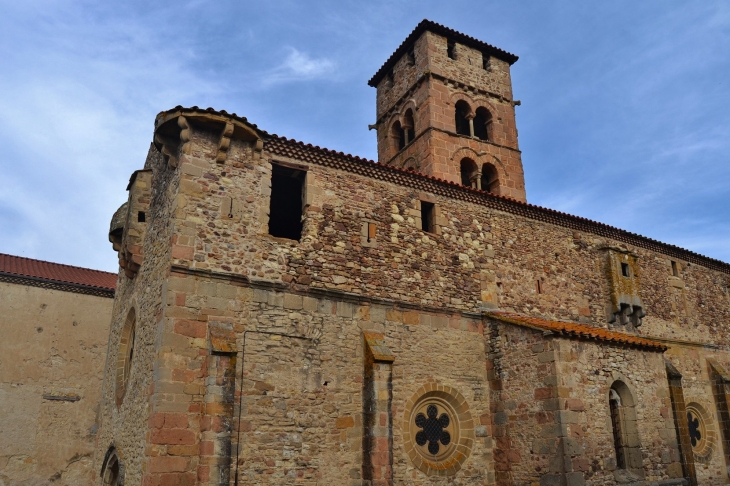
454,100,471,137
460,158,478,188
474,107,492,142
403,109,415,145
391,120,405,151
480,163,499,193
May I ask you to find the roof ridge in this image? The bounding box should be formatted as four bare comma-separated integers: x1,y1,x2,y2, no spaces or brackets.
0,253,117,276
154,106,730,273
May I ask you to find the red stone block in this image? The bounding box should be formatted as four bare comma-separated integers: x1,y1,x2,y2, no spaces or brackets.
174,319,207,338
151,428,196,445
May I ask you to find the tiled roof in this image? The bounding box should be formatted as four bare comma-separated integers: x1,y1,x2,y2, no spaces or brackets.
155,106,730,275
368,19,519,87
0,253,117,291
486,311,668,352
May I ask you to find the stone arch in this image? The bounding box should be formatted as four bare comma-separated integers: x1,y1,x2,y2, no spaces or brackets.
449,91,477,110
397,98,418,122
451,148,508,193
609,380,643,472
480,162,499,194
401,156,418,171
459,157,478,188
100,444,124,485
401,108,415,145
454,99,472,136
473,105,493,141
390,119,405,153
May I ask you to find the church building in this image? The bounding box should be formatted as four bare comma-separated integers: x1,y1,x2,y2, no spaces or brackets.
94,20,730,486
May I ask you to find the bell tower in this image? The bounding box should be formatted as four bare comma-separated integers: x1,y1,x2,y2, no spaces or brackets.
369,20,526,202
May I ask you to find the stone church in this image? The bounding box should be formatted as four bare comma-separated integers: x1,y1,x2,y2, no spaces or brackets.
94,20,730,486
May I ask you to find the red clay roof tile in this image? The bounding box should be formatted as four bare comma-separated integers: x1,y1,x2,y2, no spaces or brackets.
0,253,117,291
486,311,667,352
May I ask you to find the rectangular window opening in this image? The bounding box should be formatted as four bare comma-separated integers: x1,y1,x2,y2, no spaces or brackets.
621,262,630,277
408,45,416,65
482,54,491,70
447,40,456,60
671,260,679,277
268,164,306,241
137,211,146,223
536,280,542,294
367,223,376,242
421,201,435,233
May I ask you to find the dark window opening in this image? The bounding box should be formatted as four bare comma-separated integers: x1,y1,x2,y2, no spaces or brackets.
609,390,626,469
473,107,492,141
447,40,456,60
480,163,498,193
392,121,405,151
536,280,542,294
403,109,415,145
621,263,630,277
455,100,471,136
671,260,679,277
482,54,491,70
137,211,146,223
408,45,416,65
421,202,435,233
460,158,477,188
268,164,305,241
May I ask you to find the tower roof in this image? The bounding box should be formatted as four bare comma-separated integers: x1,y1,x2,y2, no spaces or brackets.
368,19,519,87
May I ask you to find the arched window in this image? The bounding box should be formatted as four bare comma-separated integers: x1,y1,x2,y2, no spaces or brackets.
609,381,642,471
473,107,492,141
116,308,136,407
101,446,123,486
391,121,405,151
403,109,415,145
460,158,478,188
454,100,471,136
480,163,499,193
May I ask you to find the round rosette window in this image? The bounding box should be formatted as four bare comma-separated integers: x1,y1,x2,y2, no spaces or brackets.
403,384,474,476
686,402,715,463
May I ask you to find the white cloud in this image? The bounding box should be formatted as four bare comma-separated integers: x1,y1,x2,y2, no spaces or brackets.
262,48,335,85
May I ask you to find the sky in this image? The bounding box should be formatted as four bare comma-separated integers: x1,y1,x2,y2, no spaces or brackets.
0,1,728,272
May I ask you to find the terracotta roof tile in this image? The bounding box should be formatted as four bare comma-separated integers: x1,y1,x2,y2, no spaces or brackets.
368,19,519,87
486,311,667,352
0,253,117,291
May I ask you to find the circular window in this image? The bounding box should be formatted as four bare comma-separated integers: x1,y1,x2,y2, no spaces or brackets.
115,308,136,407
403,384,474,476
686,402,714,462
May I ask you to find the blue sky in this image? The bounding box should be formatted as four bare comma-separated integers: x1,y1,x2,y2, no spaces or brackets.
1,1,728,272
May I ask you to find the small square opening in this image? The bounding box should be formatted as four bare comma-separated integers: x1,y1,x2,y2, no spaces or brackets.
447,40,456,60
621,263,630,277
137,211,146,223
421,201,435,233
268,164,306,241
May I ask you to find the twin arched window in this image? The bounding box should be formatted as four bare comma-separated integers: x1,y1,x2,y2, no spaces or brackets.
454,101,492,141
391,109,416,152
460,158,499,193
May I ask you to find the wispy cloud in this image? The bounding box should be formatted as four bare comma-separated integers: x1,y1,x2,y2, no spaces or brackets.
261,48,335,85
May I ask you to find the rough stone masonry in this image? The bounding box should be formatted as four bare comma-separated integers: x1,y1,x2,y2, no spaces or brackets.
94,19,730,486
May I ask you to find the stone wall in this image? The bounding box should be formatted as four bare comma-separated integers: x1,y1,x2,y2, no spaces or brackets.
93,106,730,485
92,145,180,486
0,281,113,485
